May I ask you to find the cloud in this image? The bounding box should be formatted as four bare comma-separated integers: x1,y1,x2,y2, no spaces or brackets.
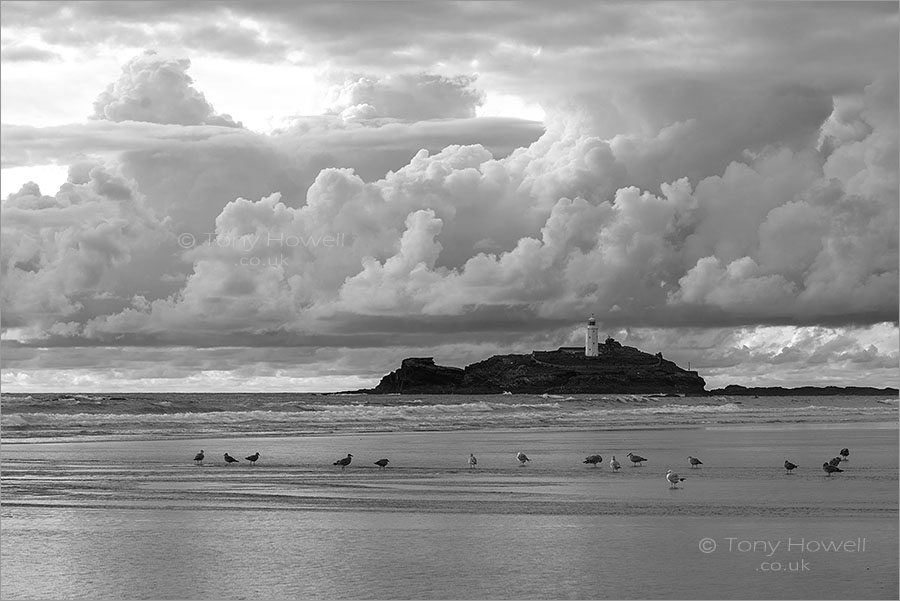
607,84,834,191
613,323,899,389
90,50,242,127
0,162,178,333
325,73,484,122
2,115,543,235
338,209,445,312
186,22,291,61
48,78,894,354
0,43,62,63
6,73,896,350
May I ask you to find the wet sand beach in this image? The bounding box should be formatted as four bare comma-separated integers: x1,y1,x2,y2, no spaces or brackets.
2,424,898,599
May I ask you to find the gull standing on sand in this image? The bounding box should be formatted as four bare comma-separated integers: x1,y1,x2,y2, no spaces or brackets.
839,448,850,461
374,458,390,469
245,452,259,466
687,456,703,468
626,452,647,466
822,462,843,476
334,454,353,470
516,452,531,465
666,470,686,488
828,456,843,467
224,453,239,465
784,460,798,473
610,456,621,471
468,454,477,468
193,450,205,466
583,454,603,466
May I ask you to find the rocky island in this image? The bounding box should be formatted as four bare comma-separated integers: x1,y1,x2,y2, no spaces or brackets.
362,337,707,395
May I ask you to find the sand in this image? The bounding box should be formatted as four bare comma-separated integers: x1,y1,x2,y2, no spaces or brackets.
2,424,897,599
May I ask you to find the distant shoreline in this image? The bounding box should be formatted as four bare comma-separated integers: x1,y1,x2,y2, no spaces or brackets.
707,385,898,396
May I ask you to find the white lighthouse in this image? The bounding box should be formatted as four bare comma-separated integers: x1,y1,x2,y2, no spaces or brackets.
585,314,599,357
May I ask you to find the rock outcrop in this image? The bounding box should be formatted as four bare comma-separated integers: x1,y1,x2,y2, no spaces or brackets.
366,339,707,395
372,357,466,394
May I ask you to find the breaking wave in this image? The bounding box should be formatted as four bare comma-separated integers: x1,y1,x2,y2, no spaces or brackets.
1,392,895,442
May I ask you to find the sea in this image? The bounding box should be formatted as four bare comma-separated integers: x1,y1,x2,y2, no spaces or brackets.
2,391,897,441
2,392,898,600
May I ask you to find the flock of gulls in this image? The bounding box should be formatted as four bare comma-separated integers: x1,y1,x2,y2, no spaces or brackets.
193,450,261,466
191,446,853,487
784,447,852,476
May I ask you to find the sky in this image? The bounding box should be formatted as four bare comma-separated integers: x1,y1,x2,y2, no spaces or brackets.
1,0,898,392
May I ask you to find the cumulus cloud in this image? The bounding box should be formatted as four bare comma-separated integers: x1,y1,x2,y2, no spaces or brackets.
325,73,485,122
0,162,178,333
90,50,242,127
8,72,897,345
1,115,543,236
60,78,897,354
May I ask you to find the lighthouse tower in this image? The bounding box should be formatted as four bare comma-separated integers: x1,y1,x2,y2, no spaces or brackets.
585,314,599,357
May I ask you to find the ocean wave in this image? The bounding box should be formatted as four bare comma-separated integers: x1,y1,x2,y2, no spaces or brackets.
2,414,30,426
2,393,895,441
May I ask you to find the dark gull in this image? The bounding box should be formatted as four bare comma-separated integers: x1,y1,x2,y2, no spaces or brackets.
822,462,843,476
374,458,390,469
516,452,531,465
839,448,850,461
784,460,798,473
828,456,843,467
687,456,703,468
468,454,477,468
193,450,205,466
245,452,259,466
333,454,353,470
224,453,239,465
583,454,603,466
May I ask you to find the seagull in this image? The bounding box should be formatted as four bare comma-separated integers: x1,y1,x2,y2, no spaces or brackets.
516,451,531,465
666,469,686,488
828,456,843,467
784,460,798,473
610,456,621,472
224,453,239,465
583,454,603,466
626,452,647,466
687,456,703,468
839,448,850,461
193,450,205,466
245,452,259,466
468,454,477,468
822,462,843,476
333,454,353,470
374,458,390,469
